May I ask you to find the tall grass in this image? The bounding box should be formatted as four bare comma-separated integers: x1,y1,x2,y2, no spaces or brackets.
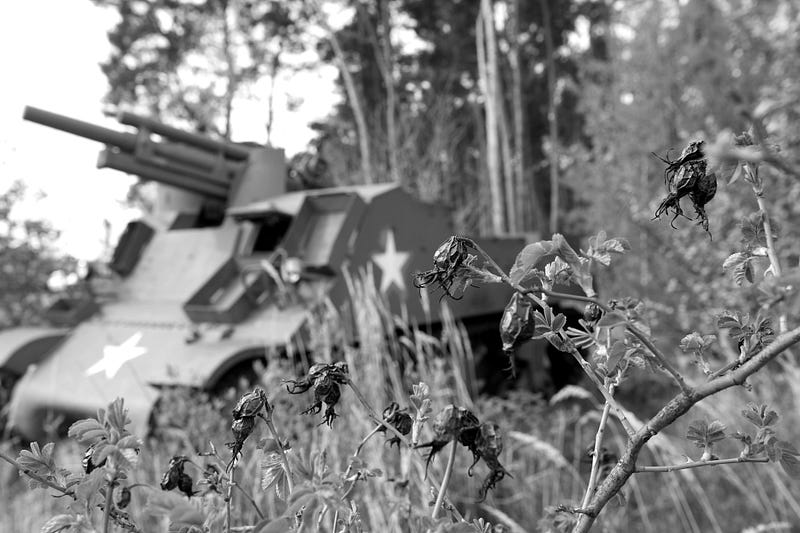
1,272,799,532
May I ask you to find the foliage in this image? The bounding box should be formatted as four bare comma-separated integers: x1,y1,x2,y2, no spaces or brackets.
0,181,76,329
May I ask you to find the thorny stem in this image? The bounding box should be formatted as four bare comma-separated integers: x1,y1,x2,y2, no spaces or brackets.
226,467,235,533
355,424,383,457
262,414,294,495
753,190,787,333
431,440,458,520
346,380,465,522
565,345,635,437
191,453,264,519
580,399,612,509
573,326,800,532
103,480,115,533
635,456,769,473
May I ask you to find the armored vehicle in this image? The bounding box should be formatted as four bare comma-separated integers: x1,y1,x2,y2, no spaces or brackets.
0,107,539,440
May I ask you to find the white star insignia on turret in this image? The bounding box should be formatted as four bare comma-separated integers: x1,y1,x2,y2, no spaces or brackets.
372,229,410,293
86,332,147,379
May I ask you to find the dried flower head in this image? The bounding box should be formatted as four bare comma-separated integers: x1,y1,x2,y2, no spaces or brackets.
652,139,717,235
115,486,131,509
232,387,270,420
415,236,483,299
226,415,257,472
285,361,350,427
416,405,480,476
161,456,195,498
379,402,413,448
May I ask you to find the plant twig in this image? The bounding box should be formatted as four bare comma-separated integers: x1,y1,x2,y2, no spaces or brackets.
564,345,635,437
226,467,234,533
103,481,115,533
431,440,458,520
581,401,612,509
346,380,465,522
635,456,768,473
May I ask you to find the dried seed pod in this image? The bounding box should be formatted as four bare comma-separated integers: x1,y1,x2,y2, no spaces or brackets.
417,405,480,476
177,472,195,498
232,387,269,419
115,486,131,509
226,416,257,472
161,456,190,491
288,362,349,426
380,402,413,448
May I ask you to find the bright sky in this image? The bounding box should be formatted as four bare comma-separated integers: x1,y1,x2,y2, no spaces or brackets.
0,1,339,260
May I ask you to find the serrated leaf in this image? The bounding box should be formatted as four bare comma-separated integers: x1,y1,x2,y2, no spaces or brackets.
780,453,800,478
550,313,567,332
74,468,106,508
687,419,727,448
717,311,744,330
509,239,558,285
68,419,106,446
40,514,76,533
596,311,627,328
104,398,131,435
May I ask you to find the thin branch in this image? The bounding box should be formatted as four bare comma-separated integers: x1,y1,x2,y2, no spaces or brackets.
635,456,768,473
581,401,612,508
564,345,635,437
431,440,458,520
103,482,115,533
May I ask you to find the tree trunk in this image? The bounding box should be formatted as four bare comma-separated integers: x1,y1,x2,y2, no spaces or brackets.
477,0,505,234
378,0,400,183
265,52,281,147
540,0,560,234
220,0,236,140
359,0,399,183
314,0,373,183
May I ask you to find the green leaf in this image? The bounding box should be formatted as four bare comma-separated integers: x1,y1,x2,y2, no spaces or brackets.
679,333,716,352
595,311,627,328
67,419,106,446
104,398,131,435
509,239,558,285
777,441,800,478
742,403,779,428
585,231,631,267
40,515,76,533
261,453,288,500
687,419,727,448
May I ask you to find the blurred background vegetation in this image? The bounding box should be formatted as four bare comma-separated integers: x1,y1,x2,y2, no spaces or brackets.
2,0,800,531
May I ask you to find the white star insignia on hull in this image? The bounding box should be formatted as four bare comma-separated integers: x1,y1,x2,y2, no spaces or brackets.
372,229,411,293
87,332,148,379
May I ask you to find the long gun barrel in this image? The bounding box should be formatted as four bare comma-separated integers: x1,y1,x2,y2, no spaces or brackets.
23,106,252,200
